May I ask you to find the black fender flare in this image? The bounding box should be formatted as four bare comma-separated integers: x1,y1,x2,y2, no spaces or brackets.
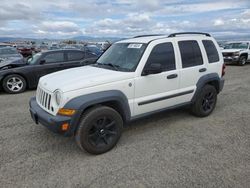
64,90,131,134
191,73,221,103
240,53,248,59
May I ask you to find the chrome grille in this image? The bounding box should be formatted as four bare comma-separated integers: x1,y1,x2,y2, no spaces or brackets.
36,86,52,111
222,52,233,57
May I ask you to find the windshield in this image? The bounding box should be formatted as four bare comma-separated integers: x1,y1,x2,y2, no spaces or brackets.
0,48,18,55
224,42,249,49
96,43,147,72
28,53,42,65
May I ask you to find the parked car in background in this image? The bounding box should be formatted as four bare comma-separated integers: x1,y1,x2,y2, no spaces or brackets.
222,41,250,66
0,43,13,48
0,47,24,66
17,45,33,57
0,47,23,60
37,44,49,52
97,41,111,51
83,45,103,57
0,49,98,94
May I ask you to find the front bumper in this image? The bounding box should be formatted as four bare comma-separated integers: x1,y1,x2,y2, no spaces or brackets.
29,97,74,136
219,77,225,92
223,56,239,63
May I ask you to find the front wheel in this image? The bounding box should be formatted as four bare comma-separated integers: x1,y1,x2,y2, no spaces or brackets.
2,74,27,94
191,85,217,117
238,56,247,66
75,106,123,154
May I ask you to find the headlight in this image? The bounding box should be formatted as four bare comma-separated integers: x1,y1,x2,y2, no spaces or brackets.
54,90,62,106
233,52,240,56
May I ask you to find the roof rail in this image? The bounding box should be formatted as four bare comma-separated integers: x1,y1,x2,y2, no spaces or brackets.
168,32,211,37
133,34,164,38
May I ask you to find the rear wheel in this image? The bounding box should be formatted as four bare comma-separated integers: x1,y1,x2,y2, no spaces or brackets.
238,56,247,66
191,85,217,117
75,106,123,154
2,74,26,94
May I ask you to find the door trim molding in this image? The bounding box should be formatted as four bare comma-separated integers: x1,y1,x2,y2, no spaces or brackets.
138,90,194,106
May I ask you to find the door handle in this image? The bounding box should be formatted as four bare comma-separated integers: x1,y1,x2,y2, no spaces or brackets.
199,68,207,72
167,74,178,79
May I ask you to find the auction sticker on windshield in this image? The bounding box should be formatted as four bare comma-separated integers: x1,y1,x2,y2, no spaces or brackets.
128,44,143,48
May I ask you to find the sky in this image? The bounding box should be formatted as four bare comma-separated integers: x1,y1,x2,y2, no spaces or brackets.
0,0,250,39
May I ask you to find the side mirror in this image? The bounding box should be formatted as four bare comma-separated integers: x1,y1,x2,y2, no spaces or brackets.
40,59,46,64
142,63,162,76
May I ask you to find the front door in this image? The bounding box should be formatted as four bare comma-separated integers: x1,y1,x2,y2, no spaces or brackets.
134,42,179,116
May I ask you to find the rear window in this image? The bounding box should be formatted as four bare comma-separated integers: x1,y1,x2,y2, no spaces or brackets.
178,40,203,68
67,51,84,61
202,40,219,63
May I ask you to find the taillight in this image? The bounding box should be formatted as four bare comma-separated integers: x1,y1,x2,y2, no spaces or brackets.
222,63,226,77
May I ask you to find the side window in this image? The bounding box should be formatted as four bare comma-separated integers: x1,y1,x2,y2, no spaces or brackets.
43,52,64,64
145,42,176,71
202,40,219,63
67,51,84,61
178,40,203,68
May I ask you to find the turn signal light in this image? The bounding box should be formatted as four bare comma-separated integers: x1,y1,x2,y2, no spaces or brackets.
61,123,69,131
58,108,76,116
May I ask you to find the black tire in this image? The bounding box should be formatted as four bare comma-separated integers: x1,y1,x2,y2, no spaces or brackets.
238,56,247,66
75,106,123,154
2,74,27,94
191,85,217,117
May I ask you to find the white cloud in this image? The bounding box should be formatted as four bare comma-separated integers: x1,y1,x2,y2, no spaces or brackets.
214,19,225,26
0,0,249,38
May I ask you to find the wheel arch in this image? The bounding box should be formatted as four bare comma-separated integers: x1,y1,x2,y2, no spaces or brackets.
0,72,29,89
240,53,248,59
191,73,221,103
63,90,131,135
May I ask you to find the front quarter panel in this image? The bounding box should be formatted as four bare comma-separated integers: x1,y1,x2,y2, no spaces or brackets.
63,90,131,134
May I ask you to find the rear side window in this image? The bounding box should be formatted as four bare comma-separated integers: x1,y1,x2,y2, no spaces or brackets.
202,40,219,63
146,42,176,71
43,52,64,63
178,40,203,68
67,51,84,61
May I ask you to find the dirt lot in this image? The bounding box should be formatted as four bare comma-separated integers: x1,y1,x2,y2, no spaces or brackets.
0,65,250,188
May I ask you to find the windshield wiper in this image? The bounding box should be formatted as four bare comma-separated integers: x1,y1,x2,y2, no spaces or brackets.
103,63,120,71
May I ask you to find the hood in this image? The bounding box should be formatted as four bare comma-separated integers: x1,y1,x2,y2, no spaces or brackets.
39,66,135,92
0,57,25,69
222,49,245,53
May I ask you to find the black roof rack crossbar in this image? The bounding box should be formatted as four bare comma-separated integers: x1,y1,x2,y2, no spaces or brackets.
168,32,211,37
133,34,164,38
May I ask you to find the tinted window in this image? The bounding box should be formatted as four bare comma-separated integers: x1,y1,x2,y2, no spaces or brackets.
178,40,203,68
67,51,84,61
145,43,176,71
96,43,147,72
202,40,219,63
43,52,64,63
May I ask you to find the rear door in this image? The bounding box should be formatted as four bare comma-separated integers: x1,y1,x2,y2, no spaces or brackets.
62,50,86,70
176,39,207,104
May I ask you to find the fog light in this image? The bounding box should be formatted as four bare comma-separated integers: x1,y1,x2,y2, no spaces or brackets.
61,123,69,131
58,108,76,116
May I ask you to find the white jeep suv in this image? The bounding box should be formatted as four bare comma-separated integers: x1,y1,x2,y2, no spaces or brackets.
222,41,250,66
30,32,225,154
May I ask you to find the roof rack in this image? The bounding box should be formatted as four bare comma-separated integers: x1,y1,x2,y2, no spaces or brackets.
133,34,164,38
168,32,211,37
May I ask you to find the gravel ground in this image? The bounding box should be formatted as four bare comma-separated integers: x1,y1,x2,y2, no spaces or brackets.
0,65,250,188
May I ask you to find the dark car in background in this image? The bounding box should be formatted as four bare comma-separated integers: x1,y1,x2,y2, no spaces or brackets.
0,49,97,94
0,47,24,66
83,45,103,57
